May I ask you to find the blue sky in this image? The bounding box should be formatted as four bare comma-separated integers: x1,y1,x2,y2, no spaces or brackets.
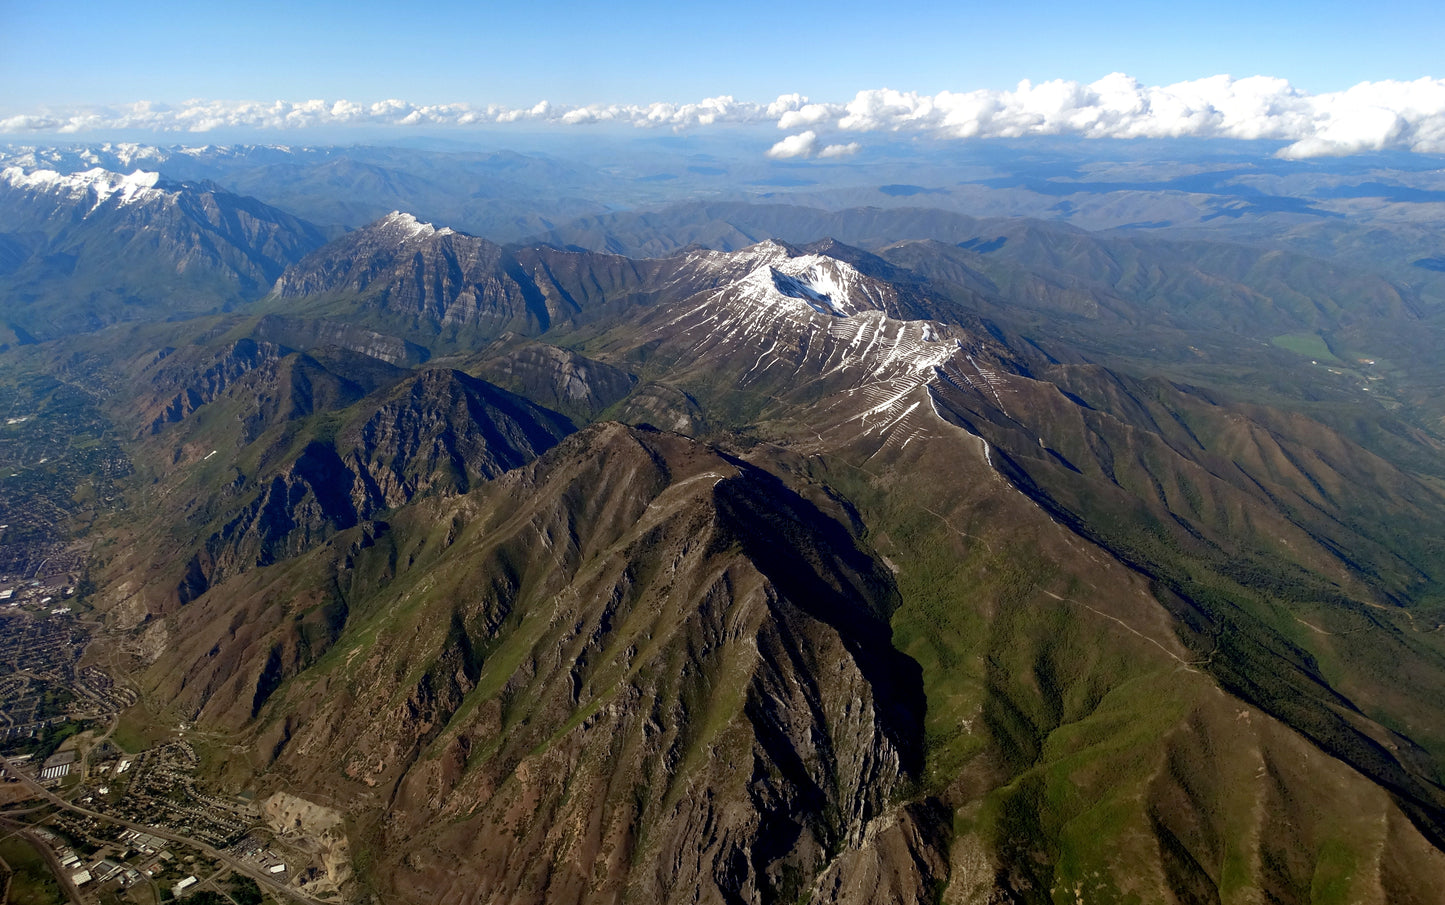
2,1,1443,159
3,0,1441,109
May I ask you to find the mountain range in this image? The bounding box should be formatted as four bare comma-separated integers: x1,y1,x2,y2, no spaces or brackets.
0,165,325,341
5,152,1445,904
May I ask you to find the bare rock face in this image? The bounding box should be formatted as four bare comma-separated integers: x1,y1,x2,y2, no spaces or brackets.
170,366,572,606
271,213,628,336
141,338,290,435
190,440,363,590
137,337,412,444
274,212,542,332
262,792,353,898
253,314,432,366
475,342,637,421
344,367,575,509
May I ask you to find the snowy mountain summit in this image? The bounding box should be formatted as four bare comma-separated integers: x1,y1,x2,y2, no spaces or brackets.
738,253,896,317
1,166,169,214
375,210,457,243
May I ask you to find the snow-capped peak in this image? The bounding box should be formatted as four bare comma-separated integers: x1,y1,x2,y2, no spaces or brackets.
102,142,170,167
677,239,793,277
655,244,958,418
1,166,166,211
733,254,892,318
379,211,455,241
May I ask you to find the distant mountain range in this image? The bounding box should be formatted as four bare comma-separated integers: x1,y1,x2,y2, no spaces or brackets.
0,165,325,341
0,143,621,241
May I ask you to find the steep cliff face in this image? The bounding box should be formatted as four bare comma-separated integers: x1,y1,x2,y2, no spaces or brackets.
473,342,637,421
141,338,290,435
175,368,569,602
140,339,411,446
252,314,432,366
271,212,692,340
343,367,576,508
180,440,365,603
273,212,542,331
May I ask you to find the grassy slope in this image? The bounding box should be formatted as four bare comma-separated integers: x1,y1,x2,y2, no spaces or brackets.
796,413,1445,903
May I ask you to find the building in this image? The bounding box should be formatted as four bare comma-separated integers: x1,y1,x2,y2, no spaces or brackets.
132,831,166,852
41,749,77,781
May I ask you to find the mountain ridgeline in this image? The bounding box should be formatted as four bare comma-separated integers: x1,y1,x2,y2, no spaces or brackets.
8,174,1445,905
0,166,326,341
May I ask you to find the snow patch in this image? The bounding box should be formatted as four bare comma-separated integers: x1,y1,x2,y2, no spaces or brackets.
726,252,890,318
2,166,165,210
379,210,452,241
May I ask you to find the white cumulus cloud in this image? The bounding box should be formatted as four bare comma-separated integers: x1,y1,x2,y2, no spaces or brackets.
4,76,1445,158
777,103,836,131
818,75,1445,157
766,131,819,159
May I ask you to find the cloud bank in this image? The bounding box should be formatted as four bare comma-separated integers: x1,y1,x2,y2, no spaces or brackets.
5,75,1445,159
